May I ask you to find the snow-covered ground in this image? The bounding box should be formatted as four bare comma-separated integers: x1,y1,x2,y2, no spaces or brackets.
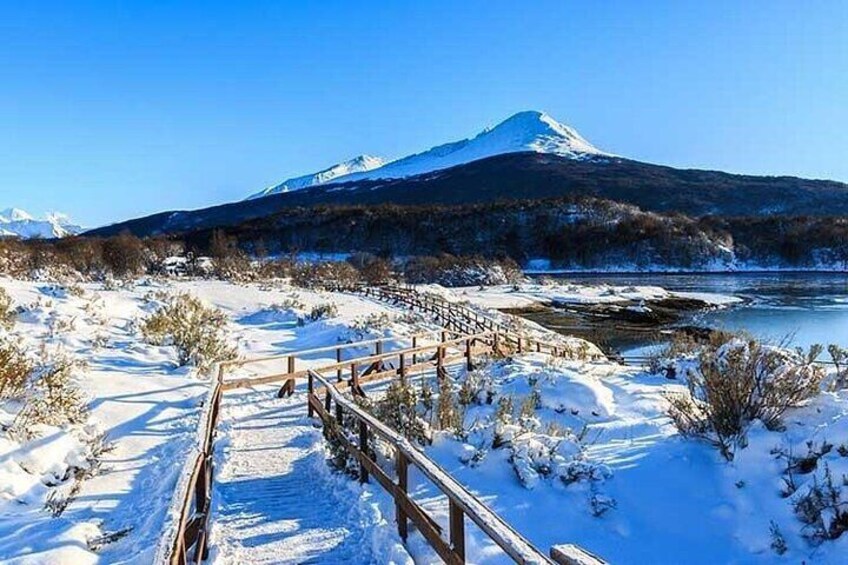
415,281,743,310
1,275,845,564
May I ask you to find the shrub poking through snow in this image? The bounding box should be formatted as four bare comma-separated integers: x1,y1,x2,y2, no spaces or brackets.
307,302,339,322
0,287,16,329
435,375,463,434
141,293,237,372
667,338,824,460
827,344,848,390
13,357,88,438
0,337,33,400
290,261,360,290
792,463,848,544
372,381,430,445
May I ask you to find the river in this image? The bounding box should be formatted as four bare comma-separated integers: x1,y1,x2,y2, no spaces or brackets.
541,272,848,355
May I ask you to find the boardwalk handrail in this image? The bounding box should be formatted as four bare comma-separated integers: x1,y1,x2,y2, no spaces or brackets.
309,370,604,565
155,287,607,565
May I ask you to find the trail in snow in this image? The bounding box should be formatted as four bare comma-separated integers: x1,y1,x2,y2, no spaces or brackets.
209,386,396,565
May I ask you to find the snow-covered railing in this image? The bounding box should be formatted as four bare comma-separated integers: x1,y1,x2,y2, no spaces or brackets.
308,369,605,565
154,364,225,565
349,284,600,362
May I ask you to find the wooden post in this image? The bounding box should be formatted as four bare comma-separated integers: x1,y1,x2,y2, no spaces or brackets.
441,330,447,343
279,356,296,397
412,336,418,365
399,353,407,384
449,499,465,561
359,420,369,483
465,338,473,371
396,451,408,540
307,372,314,417
325,388,331,413
536,342,541,353
375,340,383,356
518,338,523,354
351,363,359,390
336,347,343,382
335,398,343,425
437,346,444,372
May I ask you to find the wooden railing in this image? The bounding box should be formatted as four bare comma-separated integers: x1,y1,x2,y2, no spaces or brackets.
309,370,584,565
155,285,607,565
351,284,604,362
154,364,225,565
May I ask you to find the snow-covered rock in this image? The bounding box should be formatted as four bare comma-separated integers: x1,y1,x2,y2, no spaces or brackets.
250,154,387,198
248,110,606,198
0,208,82,239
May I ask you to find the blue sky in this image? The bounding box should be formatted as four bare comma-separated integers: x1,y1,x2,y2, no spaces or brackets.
1,1,846,227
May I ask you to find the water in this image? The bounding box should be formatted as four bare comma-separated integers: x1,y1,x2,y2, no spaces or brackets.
544,272,848,352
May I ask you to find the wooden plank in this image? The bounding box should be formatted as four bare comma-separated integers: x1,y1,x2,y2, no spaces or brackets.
450,499,465,561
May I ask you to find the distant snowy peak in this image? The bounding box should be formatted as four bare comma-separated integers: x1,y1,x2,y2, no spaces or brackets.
0,208,82,239
250,154,387,199
340,110,607,184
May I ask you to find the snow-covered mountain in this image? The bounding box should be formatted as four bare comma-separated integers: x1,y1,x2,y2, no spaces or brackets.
0,208,82,239
249,111,606,199
250,154,387,199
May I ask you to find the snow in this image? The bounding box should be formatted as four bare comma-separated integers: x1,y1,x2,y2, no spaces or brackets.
1,273,845,564
250,154,387,199
415,281,743,310
246,111,607,198
0,208,82,239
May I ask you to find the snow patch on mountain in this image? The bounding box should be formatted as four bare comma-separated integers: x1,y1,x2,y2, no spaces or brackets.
249,111,607,199
250,155,387,199
341,110,606,183
0,208,82,239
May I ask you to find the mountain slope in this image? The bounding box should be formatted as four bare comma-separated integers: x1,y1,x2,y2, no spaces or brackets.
249,154,386,199
246,111,604,200
328,110,606,184
87,151,848,238
0,208,82,239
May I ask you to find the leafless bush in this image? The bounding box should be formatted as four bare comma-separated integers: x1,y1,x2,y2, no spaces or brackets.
290,261,361,290
0,287,16,329
827,344,848,390
141,293,237,372
347,253,394,285
13,357,88,438
372,380,430,445
668,339,824,460
101,233,150,278
0,338,33,400
307,302,338,322
402,254,524,287
793,464,848,544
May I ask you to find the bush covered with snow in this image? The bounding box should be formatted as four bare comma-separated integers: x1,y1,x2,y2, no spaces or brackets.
667,338,824,460
141,293,237,372
0,287,16,329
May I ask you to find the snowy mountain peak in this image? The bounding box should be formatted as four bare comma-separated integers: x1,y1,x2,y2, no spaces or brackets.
248,110,606,199
0,208,35,223
249,154,387,199
0,208,82,239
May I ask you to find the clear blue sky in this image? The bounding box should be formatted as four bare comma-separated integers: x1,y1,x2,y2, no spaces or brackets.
1,1,846,227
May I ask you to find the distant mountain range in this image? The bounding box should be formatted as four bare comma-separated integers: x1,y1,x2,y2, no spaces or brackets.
88,110,848,238
0,208,81,239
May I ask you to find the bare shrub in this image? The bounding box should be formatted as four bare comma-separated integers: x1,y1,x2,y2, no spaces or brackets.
13,357,88,438
101,233,149,278
372,380,429,445
668,339,824,460
0,338,33,400
827,344,848,390
403,254,524,287
141,293,237,372
347,253,393,285
0,287,16,329
307,302,338,322
793,464,848,544
291,261,360,290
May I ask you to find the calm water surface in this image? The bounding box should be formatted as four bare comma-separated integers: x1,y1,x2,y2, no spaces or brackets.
548,273,848,351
